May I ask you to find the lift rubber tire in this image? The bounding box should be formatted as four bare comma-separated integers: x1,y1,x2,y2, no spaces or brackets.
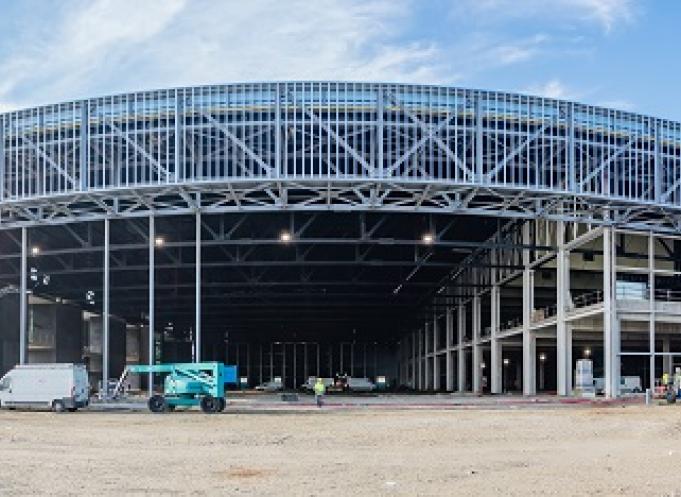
148,395,168,413
200,395,219,413
52,400,65,413
67,408,78,412
217,397,226,412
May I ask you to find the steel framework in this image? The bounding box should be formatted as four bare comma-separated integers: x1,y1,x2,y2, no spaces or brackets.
1,82,680,232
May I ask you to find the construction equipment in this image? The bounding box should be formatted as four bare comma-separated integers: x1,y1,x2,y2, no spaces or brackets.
113,362,238,413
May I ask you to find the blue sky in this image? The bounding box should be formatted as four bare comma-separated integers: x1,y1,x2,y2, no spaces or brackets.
0,0,679,120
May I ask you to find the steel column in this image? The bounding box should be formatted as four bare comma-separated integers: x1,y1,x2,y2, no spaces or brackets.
445,307,454,391
472,292,482,393
522,222,536,396
195,210,201,362
457,304,466,392
432,312,439,391
148,215,155,394
603,226,619,398
19,227,27,365
648,234,656,390
556,221,569,395
490,283,502,394
102,218,110,396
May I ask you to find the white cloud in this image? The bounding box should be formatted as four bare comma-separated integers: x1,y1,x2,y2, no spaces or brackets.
571,0,635,32
522,79,576,100
455,0,636,33
597,100,635,112
0,0,454,111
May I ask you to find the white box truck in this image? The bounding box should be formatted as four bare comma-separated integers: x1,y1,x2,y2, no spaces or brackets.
0,363,89,412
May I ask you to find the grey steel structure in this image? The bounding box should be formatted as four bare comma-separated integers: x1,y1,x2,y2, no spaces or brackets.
1,82,681,397
0,81,680,230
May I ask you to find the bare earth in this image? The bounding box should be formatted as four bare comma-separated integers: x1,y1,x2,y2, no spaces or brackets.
1,404,680,496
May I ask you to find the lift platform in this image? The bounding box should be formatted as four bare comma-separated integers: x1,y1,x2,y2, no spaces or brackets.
113,362,238,413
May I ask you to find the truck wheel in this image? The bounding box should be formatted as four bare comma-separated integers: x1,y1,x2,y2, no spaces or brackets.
148,395,167,413
52,400,65,413
217,397,226,412
67,408,78,412
200,395,219,413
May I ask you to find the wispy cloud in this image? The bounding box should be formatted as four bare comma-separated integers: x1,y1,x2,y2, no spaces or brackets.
0,0,453,111
454,0,636,33
522,79,576,100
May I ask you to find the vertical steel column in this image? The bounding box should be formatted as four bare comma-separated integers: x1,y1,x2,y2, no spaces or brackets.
566,324,573,393
0,117,5,202
490,245,502,394
80,104,89,191
475,95,483,181
432,312,439,391
556,220,569,395
174,91,182,183
522,222,536,396
282,344,286,386
472,292,482,393
424,322,430,389
148,215,155,394
377,88,384,177
19,227,27,365
649,234,656,390
567,103,575,191
102,218,110,396
316,343,320,377
195,210,201,362
490,283,502,394
275,84,282,178
603,226,620,398
270,342,274,380
417,328,423,390
663,338,672,375
411,331,417,388
457,304,467,392
653,122,662,202
293,344,297,388
445,307,454,392
303,343,308,383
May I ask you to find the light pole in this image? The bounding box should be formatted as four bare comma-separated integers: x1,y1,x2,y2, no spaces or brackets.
539,353,546,391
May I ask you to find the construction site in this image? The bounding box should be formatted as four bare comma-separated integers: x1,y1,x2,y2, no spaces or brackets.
2,82,681,495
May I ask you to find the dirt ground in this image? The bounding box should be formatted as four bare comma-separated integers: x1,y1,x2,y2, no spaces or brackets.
1,404,680,496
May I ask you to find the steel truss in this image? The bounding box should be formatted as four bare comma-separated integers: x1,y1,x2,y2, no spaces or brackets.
1,82,680,233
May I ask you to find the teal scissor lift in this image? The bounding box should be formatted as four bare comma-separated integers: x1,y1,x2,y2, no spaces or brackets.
114,362,238,413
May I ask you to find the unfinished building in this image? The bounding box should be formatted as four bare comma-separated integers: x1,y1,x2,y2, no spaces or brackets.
0,82,679,397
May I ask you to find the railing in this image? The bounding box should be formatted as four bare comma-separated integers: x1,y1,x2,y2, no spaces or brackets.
572,290,604,308
616,286,681,302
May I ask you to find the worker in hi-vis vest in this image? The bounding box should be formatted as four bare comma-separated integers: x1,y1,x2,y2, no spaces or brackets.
314,378,326,408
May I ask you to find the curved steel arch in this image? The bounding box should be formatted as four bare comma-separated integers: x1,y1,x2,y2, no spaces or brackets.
1,82,680,231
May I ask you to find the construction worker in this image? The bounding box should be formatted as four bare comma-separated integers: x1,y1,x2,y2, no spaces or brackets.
314,377,326,408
